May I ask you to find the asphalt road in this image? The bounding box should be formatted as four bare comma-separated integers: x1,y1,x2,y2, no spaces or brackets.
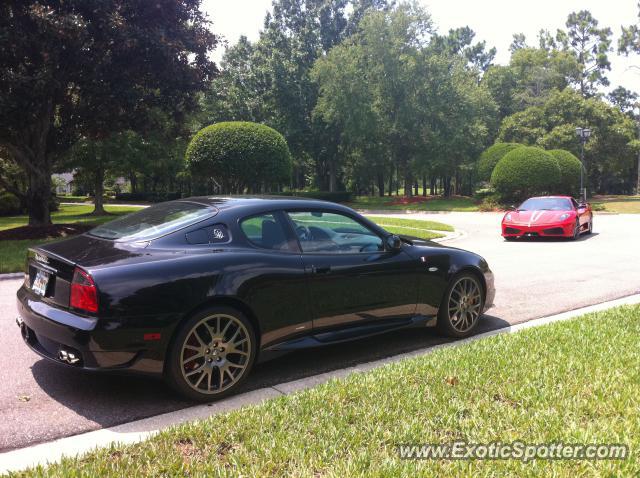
1,211,639,452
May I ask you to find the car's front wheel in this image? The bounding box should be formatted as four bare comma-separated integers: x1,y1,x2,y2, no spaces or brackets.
165,306,256,401
437,273,484,338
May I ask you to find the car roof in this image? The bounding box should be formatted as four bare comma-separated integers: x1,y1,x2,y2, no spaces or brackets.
177,195,353,214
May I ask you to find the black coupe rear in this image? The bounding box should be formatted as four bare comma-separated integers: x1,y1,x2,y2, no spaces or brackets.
16,197,495,400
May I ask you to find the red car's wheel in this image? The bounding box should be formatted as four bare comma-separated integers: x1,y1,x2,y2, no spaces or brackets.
569,219,580,240
586,217,593,234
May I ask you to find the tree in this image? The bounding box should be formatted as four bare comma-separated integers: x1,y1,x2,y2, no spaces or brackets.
619,2,640,56
607,86,638,116
0,1,217,225
556,10,612,96
498,89,637,194
483,43,578,121
510,33,527,53
430,27,496,73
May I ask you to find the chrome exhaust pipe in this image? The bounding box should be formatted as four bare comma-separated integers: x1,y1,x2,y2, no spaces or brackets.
58,349,80,364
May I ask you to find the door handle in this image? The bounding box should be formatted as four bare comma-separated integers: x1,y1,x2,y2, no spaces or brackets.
311,265,331,274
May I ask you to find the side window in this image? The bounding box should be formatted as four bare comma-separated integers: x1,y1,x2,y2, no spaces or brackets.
240,213,291,251
287,211,383,254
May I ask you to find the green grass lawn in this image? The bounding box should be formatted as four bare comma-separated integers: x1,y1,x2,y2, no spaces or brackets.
0,205,144,273
367,215,452,240
0,204,143,232
591,195,640,213
350,195,480,212
15,305,639,476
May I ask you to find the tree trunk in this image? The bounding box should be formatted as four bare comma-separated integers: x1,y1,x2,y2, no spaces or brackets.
387,172,392,197
404,174,412,197
422,175,427,196
443,176,452,198
329,161,336,192
92,167,106,215
377,172,385,197
129,172,137,193
27,169,52,226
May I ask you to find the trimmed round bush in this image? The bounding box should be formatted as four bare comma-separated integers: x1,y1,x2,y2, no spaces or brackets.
185,122,292,192
477,143,523,182
548,149,581,196
491,146,561,201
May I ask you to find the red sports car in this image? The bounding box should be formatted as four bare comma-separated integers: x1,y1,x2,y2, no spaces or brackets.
501,196,593,240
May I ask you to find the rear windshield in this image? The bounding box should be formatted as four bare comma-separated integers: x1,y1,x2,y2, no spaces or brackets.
518,198,572,211
89,201,216,241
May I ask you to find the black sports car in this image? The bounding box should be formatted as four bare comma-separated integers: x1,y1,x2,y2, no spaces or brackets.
16,197,495,400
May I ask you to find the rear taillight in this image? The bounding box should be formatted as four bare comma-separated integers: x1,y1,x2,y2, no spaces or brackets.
70,268,98,313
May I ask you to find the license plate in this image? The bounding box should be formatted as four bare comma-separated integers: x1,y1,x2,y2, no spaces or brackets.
32,270,49,296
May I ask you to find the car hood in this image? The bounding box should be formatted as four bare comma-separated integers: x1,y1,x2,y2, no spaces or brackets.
505,210,574,225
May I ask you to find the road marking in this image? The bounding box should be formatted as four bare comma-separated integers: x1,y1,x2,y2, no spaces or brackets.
1,293,639,474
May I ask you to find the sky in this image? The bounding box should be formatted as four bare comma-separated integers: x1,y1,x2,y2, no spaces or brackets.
202,0,640,95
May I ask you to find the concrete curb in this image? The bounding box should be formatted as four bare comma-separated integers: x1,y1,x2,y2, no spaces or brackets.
1,293,639,474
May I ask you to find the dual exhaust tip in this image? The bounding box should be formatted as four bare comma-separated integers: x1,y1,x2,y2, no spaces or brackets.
58,349,80,364
16,316,80,365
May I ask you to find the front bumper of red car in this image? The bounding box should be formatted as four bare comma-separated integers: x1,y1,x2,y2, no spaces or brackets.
501,220,574,238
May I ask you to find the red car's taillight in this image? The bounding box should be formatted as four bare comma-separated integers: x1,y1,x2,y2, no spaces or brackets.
70,268,98,313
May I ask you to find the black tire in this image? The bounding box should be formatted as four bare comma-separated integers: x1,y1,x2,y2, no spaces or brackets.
165,306,256,402
585,216,593,234
504,236,516,241
569,219,580,241
436,273,484,338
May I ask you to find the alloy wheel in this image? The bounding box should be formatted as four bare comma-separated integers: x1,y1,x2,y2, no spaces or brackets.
447,276,482,333
180,313,251,395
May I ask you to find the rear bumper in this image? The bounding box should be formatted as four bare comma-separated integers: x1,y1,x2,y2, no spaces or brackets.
502,221,573,238
16,286,166,375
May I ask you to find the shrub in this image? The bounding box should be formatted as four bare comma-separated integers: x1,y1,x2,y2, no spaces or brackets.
491,146,561,202
477,143,523,182
0,192,22,216
548,149,581,195
186,122,292,192
477,194,502,211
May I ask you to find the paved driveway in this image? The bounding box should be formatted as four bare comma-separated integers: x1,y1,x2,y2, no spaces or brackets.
1,212,639,451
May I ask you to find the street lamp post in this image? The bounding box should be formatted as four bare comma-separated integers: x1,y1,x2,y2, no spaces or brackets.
575,127,591,202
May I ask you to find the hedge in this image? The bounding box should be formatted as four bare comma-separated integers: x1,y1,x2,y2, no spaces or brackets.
491,146,561,201
548,149,581,195
186,122,292,192
477,143,523,182
115,192,182,203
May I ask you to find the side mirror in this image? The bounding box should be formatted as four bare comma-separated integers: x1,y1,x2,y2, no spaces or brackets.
385,234,402,251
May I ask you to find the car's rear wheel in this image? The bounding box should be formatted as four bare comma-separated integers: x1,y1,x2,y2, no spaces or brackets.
165,306,256,401
437,273,484,338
